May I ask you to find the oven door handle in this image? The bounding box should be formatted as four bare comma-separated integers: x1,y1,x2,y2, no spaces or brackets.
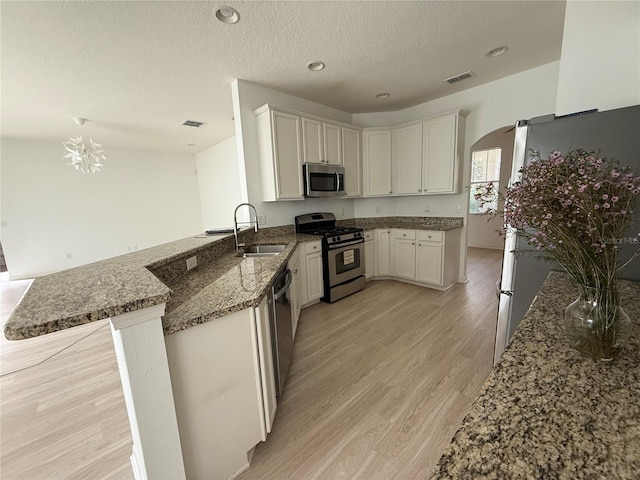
328,239,364,249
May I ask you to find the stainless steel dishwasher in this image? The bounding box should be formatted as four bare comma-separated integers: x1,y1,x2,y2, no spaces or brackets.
269,266,293,396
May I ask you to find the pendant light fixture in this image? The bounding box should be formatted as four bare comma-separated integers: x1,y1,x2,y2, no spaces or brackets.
62,117,107,174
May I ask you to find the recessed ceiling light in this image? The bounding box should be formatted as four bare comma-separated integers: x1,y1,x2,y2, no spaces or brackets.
307,61,325,71
214,6,240,24
486,46,508,57
375,93,390,99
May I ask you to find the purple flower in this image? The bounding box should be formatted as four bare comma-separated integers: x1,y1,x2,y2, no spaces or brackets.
594,182,601,190
602,194,609,200
603,203,611,208
611,171,620,178
611,196,619,203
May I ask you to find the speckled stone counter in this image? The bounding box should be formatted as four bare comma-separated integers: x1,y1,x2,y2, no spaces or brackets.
431,271,640,479
4,216,458,341
4,228,316,340
339,216,463,231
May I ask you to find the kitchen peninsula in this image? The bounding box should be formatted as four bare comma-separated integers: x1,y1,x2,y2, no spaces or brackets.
3,216,464,480
431,271,640,479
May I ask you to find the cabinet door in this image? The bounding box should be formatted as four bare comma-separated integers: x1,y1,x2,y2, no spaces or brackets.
342,127,362,197
393,123,423,195
305,252,324,302
323,122,342,165
375,229,391,276
364,239,374,280
423,114,457,194
392,231,416,280
416,241,443,285
289,251,301,338
254,297,277,435
363,130,392,196
301,117,324,164
272,111,304,199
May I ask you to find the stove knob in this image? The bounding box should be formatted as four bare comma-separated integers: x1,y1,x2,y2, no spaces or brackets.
336,236,341,242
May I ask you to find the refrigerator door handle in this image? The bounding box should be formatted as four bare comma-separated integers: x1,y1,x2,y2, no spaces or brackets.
500,290,514,296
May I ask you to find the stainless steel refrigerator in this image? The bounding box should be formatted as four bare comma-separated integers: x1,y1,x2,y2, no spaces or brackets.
494,105,640,362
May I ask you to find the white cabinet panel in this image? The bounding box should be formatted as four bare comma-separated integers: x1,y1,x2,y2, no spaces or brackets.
423,114,457,194
255,106,304,201
392,230,416,280
364,234,374,280
342,127,362,197
416,241,443,285
254,297,277,434
363,130,392,196
289,250,301,338
393,123,423,195
300,241,323,306
302,117,323,164
323,122,343,165
375,229,391,276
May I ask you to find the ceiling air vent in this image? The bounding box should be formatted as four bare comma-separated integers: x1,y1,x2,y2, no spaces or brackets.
181,120,206,128
444,71,473,84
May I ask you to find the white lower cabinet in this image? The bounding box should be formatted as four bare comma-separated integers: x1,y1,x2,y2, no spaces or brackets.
375,229,391,276
416,231,444,285
364,231,374,280
391,230,416,280
289,249,301,337
300,241,324,306
373,228,460,289
164,300,275,480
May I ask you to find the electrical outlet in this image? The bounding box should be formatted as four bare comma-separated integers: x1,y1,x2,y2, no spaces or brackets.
133,245,139,251
127,246,133,252
66,253,72,260
456,205,462,213
340,208,345,217
375,206,381,214
258,215,266,225
186,255,198,270
0,221,7,228
424,206,430,213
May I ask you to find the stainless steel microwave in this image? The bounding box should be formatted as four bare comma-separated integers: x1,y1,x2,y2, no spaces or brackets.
303,163,346,197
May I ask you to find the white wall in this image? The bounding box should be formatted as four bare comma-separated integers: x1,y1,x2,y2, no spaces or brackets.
231,79,356,227
196,136,243,229
466,127,514,249
352,61,560,220
1,138,203,278
556,0,640,116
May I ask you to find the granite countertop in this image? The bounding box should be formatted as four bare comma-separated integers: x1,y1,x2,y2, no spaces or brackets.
4,215,460,341
431,271,640,479
340,216,464,232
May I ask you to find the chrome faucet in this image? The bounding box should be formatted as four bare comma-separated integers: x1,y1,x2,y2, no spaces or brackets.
233,203,259,249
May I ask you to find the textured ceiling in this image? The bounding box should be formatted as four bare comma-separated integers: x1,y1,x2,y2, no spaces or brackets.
1,1,566,154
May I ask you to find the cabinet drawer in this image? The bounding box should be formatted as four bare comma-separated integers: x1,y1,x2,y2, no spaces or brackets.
364,231,374,241
394,229,416,240
418,230,443,243
305,241,322,254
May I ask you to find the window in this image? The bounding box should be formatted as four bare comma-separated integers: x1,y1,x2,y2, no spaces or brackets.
469,147,501,214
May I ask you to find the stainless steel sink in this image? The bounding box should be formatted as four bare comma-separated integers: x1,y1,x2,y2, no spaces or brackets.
238,244,287,257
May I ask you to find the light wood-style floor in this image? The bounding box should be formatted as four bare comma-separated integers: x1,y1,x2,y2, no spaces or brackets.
0,248,502,479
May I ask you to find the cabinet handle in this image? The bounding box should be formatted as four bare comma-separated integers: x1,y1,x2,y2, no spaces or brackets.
412,242,415,245
418,243,421,246
403,234,406,237
313,246,317,249
428,235,432,239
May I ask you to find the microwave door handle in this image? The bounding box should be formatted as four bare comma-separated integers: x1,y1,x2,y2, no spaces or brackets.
335,171,340,193
305,167,311,196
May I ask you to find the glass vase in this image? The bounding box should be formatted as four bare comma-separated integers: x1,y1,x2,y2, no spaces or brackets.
564,284,631,361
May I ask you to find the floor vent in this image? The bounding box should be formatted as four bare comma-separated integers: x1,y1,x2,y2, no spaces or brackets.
181,120,206,128
444,71,473,84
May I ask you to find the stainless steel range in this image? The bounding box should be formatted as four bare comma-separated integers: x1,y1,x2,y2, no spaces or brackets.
295,212,366,303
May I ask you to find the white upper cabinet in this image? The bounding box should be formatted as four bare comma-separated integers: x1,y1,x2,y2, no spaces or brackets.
323,122,342,165
301,117,324,164
393,123,423,195
363,129,392,196
255,106,304,201
423,113,459,194
364,110,467,197
342,127,362,197
302,117,343,165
